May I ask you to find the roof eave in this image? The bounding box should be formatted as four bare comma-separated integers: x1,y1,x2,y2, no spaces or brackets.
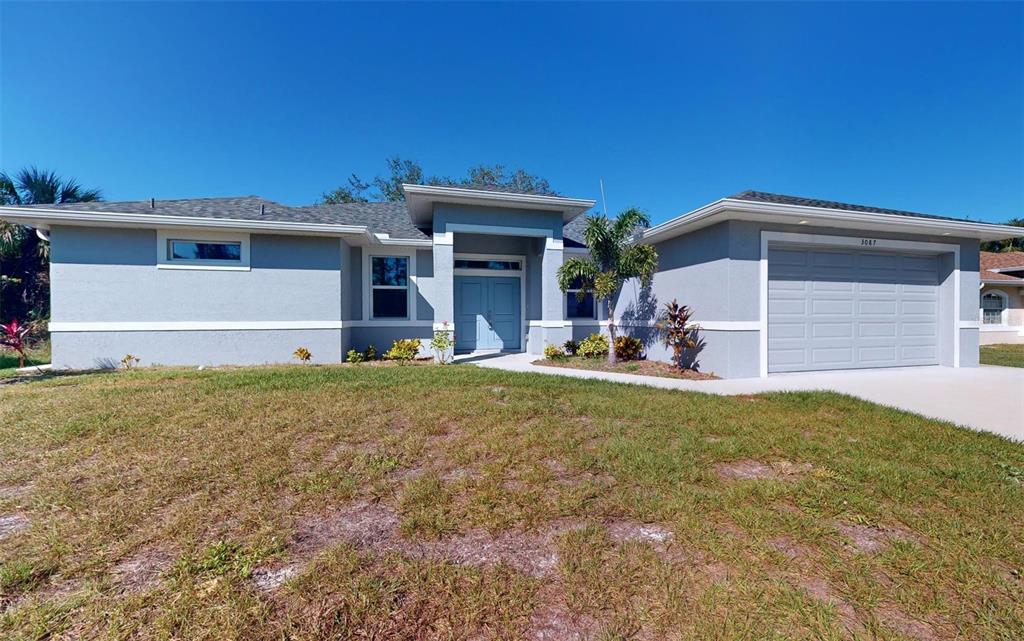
402,183,595,226
0,206,380,242
641,199,1024,244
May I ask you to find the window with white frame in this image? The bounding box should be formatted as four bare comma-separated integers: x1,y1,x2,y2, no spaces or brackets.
981,290,1008,326
565,277,596,319
157,230,249,270
370,255,410,318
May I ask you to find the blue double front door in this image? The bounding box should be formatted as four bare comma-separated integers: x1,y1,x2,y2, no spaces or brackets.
454,276,521,352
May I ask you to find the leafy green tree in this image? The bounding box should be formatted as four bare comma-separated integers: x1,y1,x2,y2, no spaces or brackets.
0,167,102,322
320,157,556,203
556,208,658,364
981,219,1024,252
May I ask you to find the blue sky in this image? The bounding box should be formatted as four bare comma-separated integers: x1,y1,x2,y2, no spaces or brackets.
2,1,1021,224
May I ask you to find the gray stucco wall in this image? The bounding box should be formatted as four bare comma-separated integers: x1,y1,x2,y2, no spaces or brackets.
54,329,342,369
50,225,346,368
613,220,982,378
51,226,342,322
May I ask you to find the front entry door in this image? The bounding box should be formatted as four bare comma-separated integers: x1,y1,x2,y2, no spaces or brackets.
454,276,521,352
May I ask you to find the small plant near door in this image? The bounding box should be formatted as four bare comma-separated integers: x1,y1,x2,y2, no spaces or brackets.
430,321,455,364
0,319,31,369
292,347,312,364
543,344,567,360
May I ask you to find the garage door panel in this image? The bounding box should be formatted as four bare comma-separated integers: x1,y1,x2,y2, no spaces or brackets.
859,322,898,337
857,345,898,363
859,300,898,315
768,247,940,373
813,299,855,314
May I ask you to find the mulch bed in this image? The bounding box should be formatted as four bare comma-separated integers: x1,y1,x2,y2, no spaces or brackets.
533,357,718,380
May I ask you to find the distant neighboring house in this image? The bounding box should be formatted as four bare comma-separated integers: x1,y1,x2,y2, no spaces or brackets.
980,251,1024,344
1,186,1023,377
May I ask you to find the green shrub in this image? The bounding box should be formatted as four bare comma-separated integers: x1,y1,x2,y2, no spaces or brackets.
384,338,422,362
614,336,644,361
577,333,609,359
346,349,365,364
364,345,378,360
563,340,579,356
544,344,566,360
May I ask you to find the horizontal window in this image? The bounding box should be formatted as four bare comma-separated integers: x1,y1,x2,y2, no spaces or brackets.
169,240,242,262
371,256,409,319
454,259,522,271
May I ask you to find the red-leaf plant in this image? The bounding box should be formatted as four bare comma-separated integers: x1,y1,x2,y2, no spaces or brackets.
0,319,31,369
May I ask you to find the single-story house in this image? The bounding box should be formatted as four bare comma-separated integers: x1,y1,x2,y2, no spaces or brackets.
1,186,1022,378
979,250,1024,344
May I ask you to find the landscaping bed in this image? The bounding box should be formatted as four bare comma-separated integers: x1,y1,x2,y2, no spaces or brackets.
980,343,1024,368
534,356,718,380
0,364,1021,639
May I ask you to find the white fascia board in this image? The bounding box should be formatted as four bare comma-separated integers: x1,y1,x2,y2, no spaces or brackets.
403,183,595,225
641,199,1024,244
0,206,378,241
981,279,1024,286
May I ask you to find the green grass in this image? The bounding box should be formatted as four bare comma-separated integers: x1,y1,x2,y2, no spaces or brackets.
980,343,1024,368
0,340,50,379
0,363,1022,640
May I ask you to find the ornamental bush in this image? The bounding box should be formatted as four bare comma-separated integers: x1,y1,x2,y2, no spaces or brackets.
346,349,365,364
384,338,422,362
577,333,609,359
614,336,644,361
563,340,579,356
543,344,566,360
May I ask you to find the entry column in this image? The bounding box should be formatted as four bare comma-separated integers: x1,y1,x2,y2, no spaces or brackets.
432,230,455,357
540,236,570,351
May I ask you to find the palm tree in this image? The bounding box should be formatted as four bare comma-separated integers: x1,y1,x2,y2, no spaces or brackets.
0,167,102,322
557,208,658,364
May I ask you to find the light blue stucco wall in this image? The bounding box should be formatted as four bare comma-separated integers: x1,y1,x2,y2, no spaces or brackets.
49,225,345,368
612,220,981,378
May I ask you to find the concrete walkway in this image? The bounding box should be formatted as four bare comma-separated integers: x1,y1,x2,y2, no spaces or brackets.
472,353,1024,442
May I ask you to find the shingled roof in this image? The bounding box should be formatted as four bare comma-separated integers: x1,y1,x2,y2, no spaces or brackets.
730,190,976,223
981,251,1024,282
23,195,590,244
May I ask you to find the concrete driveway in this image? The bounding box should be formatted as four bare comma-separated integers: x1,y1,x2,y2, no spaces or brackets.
474,354,1024,442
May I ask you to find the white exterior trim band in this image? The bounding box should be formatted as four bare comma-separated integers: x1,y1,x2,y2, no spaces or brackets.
49,320,438,332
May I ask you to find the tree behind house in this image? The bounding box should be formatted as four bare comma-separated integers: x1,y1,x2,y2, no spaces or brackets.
0,167,102,322
321,156,556,203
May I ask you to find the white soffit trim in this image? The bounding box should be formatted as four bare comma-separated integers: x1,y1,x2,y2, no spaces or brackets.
641,199,1024,244
403,183,595,226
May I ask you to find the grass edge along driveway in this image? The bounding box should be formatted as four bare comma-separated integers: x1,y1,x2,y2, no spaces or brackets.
1,364,1022,640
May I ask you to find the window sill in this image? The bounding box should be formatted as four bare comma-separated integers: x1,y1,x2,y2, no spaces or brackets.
157,264,251,272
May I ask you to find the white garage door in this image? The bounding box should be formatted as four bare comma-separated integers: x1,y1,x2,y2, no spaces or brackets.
768,247,940,373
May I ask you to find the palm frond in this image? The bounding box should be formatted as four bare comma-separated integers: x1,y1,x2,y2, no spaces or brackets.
556,257,599,293
0,172,21,205
612,207,650,243
619,243,659,284
16,166,61,204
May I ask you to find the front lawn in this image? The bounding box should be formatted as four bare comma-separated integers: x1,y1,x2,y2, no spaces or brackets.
980,343,1024,368
1,365,1021,639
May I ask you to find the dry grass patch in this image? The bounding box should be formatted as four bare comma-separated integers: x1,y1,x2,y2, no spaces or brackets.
0,364,1021,639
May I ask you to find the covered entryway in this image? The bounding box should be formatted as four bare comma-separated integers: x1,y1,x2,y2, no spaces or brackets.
768,247,941,373
454,276,521,352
